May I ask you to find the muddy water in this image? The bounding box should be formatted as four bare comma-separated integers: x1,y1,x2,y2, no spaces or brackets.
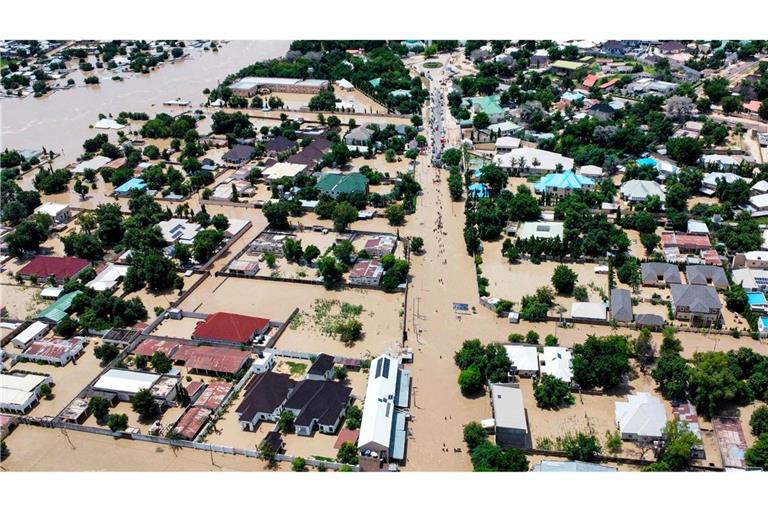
1,40,291,166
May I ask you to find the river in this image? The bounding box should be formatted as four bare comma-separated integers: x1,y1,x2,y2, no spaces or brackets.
1,40,291,166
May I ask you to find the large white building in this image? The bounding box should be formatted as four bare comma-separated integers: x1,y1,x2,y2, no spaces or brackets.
620,180,666,203
0,372,53,413
86,264,129,292
494,148,574,175
357,354,410,467
12,321,51,349
490,383,530,449
92,369,178,404
517,221,564,240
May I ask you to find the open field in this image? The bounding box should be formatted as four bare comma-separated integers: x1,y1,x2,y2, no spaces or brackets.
0,284,46,320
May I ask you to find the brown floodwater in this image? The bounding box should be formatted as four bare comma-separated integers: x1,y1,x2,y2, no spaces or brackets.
1,40,291,166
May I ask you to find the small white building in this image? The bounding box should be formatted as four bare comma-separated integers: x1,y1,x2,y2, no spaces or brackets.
71,155,113,175
261,162,307,183
335,78,355,91
504,344,539,378
615,392,667,442
578,165,605,180
12,321,51,349
495,137,521,153
571,302,607,322
158,218,202,245
86,264,129,292
538,346,573,384
517,221,564,240
251,352,275,374
34,203,71,224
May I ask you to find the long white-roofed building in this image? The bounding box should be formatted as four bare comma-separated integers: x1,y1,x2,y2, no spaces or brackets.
0,372,53,413
357,354,411,470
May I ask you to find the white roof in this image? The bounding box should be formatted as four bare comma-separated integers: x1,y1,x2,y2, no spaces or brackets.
34,202,68,217
13,321,50,346
571,302,607,320
752,180,768,194
86,264,129,292
750,194,768,209
517,221,564,240
486,121,522,133
94,118,126,130
615,392,667,438
687,219,710,235
732,267,768,290
158,218,201,244
744,251,768,262
504,344,539,373
620,180,666,202
0,373,49,406
578,165,604,177
490,383,528,432
495,137,521,149
358,354,400,451
93,369,160,394
72,155,112,174
701,155,738,168
495,148,574,172
335,78,354,89
41,287,64,299
702,171,744,187
262,162,307,181
538,347,573,383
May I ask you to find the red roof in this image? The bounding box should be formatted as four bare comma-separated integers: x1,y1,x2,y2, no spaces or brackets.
194,380,233,410
661,232,711,252
172,406,211,440
599,78,619,89
19,256,89,281
24,337,83,360
334,427,360,449
185,381,205,397
582,74,598,88
174,345,250,374
133,338,180,358
744,100,761,113
192,312,269,344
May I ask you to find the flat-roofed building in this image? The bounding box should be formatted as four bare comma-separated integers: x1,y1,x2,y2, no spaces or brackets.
33,203,71,224
504,344,539,378
495,148,574,175
230,77,330,96
517,221,564,240
0,372,53,413
490,383,530,449
12,321,50,349
262,162,307,183
348,259,384,286
363,235,397,257
92,369,178,403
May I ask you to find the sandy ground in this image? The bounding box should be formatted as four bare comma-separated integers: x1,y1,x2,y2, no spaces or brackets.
82,400,186,433
0,284,46,320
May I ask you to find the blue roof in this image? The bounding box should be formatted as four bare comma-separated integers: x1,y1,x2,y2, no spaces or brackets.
761,316,768,328
114,177,146,194
636,157,657,167
534,170,593,192
389,411,407,460
468,183,490,198
747,292,767,306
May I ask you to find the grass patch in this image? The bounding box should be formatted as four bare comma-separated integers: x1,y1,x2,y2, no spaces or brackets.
285,362,307,376
296,299,365,341
423,61,443,69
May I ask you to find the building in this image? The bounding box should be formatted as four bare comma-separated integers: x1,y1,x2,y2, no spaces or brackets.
222,144,254,165
0,372,53,413
661,232,712,253
534,170,595,197
701,156,740,170
172,345,251,375
673,403,706,459
627,78,678,95
615,392,667,441
620,179,666,203
538,346,573,384
687,219,710,236
358,354,411,467
504,344,539,378
35,291,81,322
712,416,749,469
532,460,617,472
86,263,129,292
22,336,85,365
225,259,259,277
635,313,666,330
732,251,768,269
335,78,354,91
307,353,335,381
348,259,384,286
364,235,397,258
315,172,369,198
71,155,112,174
158,218,202,245
33,203,70,224
12,321,51,349
578,165,604,180
588,103,616,121
133,338,180,358
610,288,633,323
641,262,682,287
19,256,89,283
517,221,564,241
490,383,530,449
282,379,352,436
670,284,722,325
192,312,270,345
549,60,586,76
463,95,505,123
265,135,297,156
732,267,768,291
230,77,330,96
685,265,728,289
494,148,574,175
251,352,275,374
262,162,307,183
571,302,607,322
194,380,232,411
494,137,521,153
92,369,179,404
344,126,374,145
113,178,147,197
483,121,522,137
236,372,295,430
172,406,211,440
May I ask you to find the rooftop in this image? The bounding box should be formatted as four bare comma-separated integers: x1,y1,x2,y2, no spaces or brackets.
192,312,269,344
615,392,667,438
490,383,528,432
20,256,89,281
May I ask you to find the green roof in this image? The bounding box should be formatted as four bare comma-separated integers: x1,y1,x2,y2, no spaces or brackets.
369,78,381,88
464,95,504,116
316,172,369,195
551,60,586,71
36,291,81,322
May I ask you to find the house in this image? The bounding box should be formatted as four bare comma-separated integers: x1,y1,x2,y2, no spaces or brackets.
661,232,711,253
358,354,411,467
712,416,749,469
262,162,307,183
751,180,768,196
582,74,599,88
747,291,768,313
538,346,573,384
517,221,564,240
687,219,710,236
641,262,682,287
462,95,505,123
578,165,604,180
549,60,586,77
172,406,211,440
35,291,81,323
236,372,296,430
483,121,522,138
348,259,384,286
701,172,744,196
610,288,633,323
571,302,607,322
193,380,232,411
344,126,374,145
307,353,335,381
225,259,259,277
158,218,202,245
335,78,354,91
264,135,297,156
495,136,521,153
92,369,179,404
532,460,617,472
504,344,539,378
191,312,270,345
620,180,666,204
71,155,112,174
113,178,147,197
748,194,768,214
685,265,728,289
732,267,768,291
588,103,616,121
635,313,665,330
529,49,550,68
670,284,722,325
23,337,85,365
251,352,275,374
615,392,667,442
364,235,397,257
0,372,53,413
490,383,530,449
494,148,574,175
315,172,369,198
534,170,595,197
19,256,89,283
627,78,678,95
86,263,129,292
222,144,254,165
281,379,352,436
701,156,740,170
33,203,70,224
133,338,180,358
732,251,768,269
12,321,51,349
172,345,251,375
600,40,626,56
673,403,706,459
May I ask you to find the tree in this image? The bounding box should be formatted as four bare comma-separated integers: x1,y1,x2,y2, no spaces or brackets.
55,316,79,337
534,375,574,409
192,228,224,262
262,200,291,229
151,351,173,373
470,441,529,472
384,203,406,226
283,238,304,263
572,335,632,390
332,239,355,263
410,236,424,253
131,388,160,418
39,383,53,400
617,259,641,288
337,318,363,344
745,434,768,470
473,112,490,130
557,431,602,462
458,365,483,396
303,244,320,264
346,405,363,430
107,413,128,432
644,420,701,471
687,351,743,418
463,421,489,450
633,328,656,372
702,77,730,103
211,213,229,231
333,365,348,381
308,89,337,111
640,232,660,254
278,410,295,432
318,255,343,288
666,137,703,166
337,441,359,465
332,202,358,232
94,342,119,364
751,406,768,437
721,95,743,114
551,264,578,295
88,396,110,419
665,95,694,121
291,456,307,471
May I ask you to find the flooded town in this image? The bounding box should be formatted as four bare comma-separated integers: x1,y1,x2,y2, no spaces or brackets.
2,29,768,500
